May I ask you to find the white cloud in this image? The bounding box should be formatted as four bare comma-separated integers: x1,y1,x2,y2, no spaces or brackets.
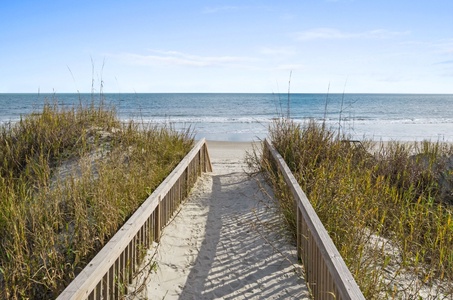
293,28,410,41
110,50,256,68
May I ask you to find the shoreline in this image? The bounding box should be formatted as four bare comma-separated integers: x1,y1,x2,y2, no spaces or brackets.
205,140,261,162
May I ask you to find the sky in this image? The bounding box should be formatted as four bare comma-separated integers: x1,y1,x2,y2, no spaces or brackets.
1,0,452,94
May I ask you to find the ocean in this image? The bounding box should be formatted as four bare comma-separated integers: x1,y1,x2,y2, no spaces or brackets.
1,93,453,142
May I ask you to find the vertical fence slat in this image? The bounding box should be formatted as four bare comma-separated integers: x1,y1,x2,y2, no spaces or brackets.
120,251,125,295
155,201,161,243
95,282,101,300
297,208,302,260
146,217,152,247
102,273,108,300
108,263,114,299
126,244,132,285
114,259,119,298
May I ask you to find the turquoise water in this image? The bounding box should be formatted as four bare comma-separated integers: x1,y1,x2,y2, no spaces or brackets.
1,93,453,141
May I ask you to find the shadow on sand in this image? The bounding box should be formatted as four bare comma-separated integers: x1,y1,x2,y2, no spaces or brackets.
178,170,309,299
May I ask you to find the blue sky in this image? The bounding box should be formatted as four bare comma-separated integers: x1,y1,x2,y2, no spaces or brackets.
1,0,452,93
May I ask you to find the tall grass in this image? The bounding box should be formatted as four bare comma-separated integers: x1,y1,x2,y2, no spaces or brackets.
262,118,453,298
0,101,193,299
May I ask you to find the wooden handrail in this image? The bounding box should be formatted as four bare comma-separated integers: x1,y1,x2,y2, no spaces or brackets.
57,138,212,299
263,139,365,300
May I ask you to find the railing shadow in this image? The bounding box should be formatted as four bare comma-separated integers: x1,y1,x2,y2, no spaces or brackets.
179,168,308,299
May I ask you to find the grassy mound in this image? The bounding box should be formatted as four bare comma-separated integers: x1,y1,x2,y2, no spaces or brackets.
261,118,453,298
0,101,193,299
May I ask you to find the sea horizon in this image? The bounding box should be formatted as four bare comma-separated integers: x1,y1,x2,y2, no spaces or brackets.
1,93,453,142
2,92,453,95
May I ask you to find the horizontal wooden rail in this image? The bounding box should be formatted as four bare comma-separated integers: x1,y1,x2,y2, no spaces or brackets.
263,139,365,300
57,138,212,300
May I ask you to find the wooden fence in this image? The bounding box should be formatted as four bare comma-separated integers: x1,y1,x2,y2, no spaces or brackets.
263,139,365,300
57,138,212,300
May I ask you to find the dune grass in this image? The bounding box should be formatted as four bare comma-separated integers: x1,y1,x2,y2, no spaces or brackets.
0,101,193,299
260,118,453,298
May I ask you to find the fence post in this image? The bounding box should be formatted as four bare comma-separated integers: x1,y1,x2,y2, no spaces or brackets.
155,197,161,243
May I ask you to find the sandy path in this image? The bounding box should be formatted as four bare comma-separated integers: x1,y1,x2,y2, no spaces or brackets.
130,141,310,300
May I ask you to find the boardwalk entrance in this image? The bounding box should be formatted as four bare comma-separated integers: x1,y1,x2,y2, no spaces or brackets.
132,141,310,299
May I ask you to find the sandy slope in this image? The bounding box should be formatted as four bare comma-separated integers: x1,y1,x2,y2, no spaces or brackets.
129,141,310,300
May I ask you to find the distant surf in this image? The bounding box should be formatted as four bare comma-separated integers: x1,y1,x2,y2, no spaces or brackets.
1,93,453,141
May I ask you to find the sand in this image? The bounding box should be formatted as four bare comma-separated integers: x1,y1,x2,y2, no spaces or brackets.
128,140,310,299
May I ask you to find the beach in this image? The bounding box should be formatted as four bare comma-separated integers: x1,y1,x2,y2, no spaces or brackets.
129,140,310,299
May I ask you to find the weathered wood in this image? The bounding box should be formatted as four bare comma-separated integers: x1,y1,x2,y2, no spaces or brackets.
264,139,365,300
57,139,212,300
203,143,213,172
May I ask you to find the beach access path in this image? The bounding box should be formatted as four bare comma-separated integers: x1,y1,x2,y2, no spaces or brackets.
130,141,310,300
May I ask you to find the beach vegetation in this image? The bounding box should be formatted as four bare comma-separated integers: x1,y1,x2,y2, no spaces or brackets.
0,100,193,299
260,117,453,298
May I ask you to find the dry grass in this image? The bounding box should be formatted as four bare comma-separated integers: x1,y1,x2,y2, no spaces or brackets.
259,118,453,299
0,100,193,299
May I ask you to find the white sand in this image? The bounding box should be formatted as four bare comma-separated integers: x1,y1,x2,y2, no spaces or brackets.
129,141,310,299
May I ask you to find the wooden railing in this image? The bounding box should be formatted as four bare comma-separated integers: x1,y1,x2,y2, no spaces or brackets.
263,139,365,300
57,138,212,300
